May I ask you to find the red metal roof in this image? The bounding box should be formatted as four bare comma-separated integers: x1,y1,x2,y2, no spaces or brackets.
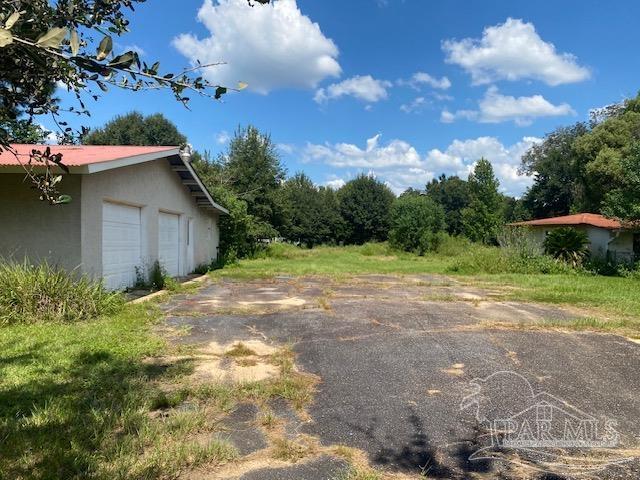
0,144,178,166
510,213,623,230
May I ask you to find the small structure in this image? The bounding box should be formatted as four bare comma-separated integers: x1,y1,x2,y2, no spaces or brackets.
0,144,228,289
510,213,638,262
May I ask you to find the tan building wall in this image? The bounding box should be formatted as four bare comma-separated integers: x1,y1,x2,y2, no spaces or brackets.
0,157,220,283
526,225,634,260
0,173,82,270
80,158,220,279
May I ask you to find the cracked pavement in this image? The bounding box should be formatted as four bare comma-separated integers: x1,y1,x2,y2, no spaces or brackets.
162,275,640,479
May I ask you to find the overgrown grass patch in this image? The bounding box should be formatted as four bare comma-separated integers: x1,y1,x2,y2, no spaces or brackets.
0,303,242,479
0,260,124,325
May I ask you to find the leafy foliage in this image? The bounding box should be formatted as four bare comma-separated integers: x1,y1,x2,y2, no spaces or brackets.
543,227,590,267
461,159,504,244
281,173,344,247
225,126,287,233
425,174,470,235
389,193,445,254
82,112,187,146
338,174,395,244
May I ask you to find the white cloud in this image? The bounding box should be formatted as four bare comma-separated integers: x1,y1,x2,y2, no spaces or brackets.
425,136,542,194
303,134,421,168
215,130,230,144
442,87,575,126
277,143,295,154
478,87,575,125
324,176,346,189
443,18,590,86
400,96,428,113
173,0,341,94
304,134,540,195
314,75,392,103
400,71,451,90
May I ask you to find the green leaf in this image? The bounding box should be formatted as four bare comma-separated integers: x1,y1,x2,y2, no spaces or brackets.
215,86,227,99
56,194,73,205
0,29,12,48
96,35,112,61
4,11,20,30
70,29,79,56
36,27,68,49
108,51,136,69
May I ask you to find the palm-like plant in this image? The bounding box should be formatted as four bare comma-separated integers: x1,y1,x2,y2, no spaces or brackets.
543,227,590,267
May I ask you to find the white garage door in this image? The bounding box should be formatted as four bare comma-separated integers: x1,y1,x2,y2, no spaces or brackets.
102,202,141,290
159,212,180,276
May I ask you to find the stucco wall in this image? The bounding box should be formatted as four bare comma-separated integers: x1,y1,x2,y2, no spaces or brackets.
81,158,220,279
526,225,633,260
0,173,82,270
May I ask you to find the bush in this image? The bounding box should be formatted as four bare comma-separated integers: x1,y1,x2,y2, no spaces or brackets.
389,194,445,255
543,227,590,267
0,261,124,324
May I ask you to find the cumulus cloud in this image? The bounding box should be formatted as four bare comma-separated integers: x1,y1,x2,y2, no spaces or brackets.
324,176,346,189
399,71,451,90
443,18,590,86
173,0,341,94
305,134,540,195
400,96,428,113
478,87,575,125
314,75,392,103
441,87,574,126
424,136,542,193
303,134,422,168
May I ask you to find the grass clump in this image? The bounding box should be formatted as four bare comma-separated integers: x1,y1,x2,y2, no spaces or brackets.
225,342,257,357
0,260,124,325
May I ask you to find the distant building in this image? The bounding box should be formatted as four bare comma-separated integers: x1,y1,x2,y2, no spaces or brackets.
509,213,638,262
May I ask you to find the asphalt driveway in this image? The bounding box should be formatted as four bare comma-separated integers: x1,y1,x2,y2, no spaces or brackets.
162,275,640,479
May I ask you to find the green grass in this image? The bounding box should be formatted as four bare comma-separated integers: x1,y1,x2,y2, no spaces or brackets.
0,260,124,325
473,273,640,320
0,303,239,479
211,242,455,279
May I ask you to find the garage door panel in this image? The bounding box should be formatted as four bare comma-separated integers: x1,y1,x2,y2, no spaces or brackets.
159,212,180,277
102,203,141,290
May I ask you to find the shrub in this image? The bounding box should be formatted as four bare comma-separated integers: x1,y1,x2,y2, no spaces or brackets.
543,227,590,267
388,195,445,255
0,261,124,324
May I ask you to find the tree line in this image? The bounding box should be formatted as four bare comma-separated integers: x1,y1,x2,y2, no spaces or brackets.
59,97,640,260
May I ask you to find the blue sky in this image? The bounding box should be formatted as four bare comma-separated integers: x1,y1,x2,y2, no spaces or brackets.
51,0,640,196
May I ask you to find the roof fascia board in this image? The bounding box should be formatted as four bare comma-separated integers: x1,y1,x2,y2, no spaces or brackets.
85,148,180,174
181,158,229,214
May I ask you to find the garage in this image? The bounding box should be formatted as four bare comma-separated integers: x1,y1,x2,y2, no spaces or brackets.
102,202,142,290
159,212,181,276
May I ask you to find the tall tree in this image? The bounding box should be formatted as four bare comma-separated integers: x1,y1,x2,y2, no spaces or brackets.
83,112,187,146
192,151,268,259
389,194,445,254
461,159,504,244
281,173,328,247
425,174,470,235
225,126,286,235
575,94,640,215
338,174,395,244
520,123,590,218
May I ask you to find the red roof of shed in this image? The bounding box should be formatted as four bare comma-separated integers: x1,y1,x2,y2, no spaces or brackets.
510,213,623,230
0,144,177,166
